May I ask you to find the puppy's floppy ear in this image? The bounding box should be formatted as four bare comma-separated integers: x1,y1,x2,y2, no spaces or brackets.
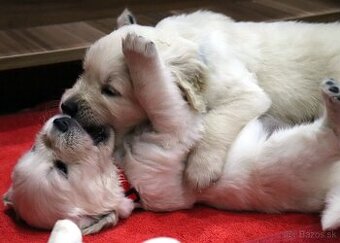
116,8,137,29
165,39,208,113
3,186,13,207
81,212,118,235
176,77,207,113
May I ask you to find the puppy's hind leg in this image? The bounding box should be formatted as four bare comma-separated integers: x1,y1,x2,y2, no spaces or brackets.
321,78,340,135
262,79,340,166
320,79,340,231
240,79,340,213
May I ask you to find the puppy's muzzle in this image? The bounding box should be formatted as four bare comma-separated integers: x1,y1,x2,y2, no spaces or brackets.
61,100,78,117
53,117,73,133
53,115,111,145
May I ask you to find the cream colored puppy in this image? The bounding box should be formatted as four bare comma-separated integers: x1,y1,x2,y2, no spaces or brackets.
60,10,340,189
117,37,340,230
3,115,134,234
5,33,340,234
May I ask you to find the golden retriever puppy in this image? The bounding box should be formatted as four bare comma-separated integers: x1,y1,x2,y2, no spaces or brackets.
117,37,340,231
60,10,340,190
3,115,134,234
4,33,340,235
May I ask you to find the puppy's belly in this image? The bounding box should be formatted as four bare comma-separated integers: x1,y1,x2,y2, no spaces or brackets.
196,118,326,212
196,119,270,210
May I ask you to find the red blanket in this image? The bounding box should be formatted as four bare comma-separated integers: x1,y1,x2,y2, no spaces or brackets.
1,107,339,242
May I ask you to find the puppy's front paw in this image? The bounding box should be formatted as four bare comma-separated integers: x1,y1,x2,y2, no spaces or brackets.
122,33,157,62
185,151,224,191
122,33,162,89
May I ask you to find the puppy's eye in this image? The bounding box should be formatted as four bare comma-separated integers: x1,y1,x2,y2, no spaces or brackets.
101,85,120,97
54,160,68,177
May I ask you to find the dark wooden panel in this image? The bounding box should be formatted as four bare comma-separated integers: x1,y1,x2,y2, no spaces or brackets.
0,0,214,30
0,0,340,71
1,0,340,114
1,0,339,30
0,21,105,70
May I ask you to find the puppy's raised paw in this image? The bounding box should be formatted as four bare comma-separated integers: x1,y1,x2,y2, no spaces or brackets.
122,33,164,89
122,33,157,61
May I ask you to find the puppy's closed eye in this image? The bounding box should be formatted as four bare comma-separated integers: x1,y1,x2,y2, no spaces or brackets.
54,160,68,178
101,85,120,97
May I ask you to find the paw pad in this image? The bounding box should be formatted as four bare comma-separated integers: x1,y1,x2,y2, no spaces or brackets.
122,33,157,58
322,79,340,101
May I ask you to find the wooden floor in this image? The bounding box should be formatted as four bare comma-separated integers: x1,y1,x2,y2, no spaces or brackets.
1,0,340,71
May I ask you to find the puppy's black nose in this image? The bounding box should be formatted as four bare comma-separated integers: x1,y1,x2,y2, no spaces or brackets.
53,117,72,133
61,100,78,117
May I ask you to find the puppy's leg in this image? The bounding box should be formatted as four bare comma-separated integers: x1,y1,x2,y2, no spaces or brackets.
122,33,201,144
246,79,340,213
259,79,340,165
186,74,271,189
320,79,340,231
121,35,200,209
48,220,82,243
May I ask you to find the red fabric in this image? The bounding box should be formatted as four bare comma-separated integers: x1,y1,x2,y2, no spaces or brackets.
119,169,139,202
1,107,340,243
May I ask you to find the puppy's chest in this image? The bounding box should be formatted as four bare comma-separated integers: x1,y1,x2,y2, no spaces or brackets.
128,170,195,212
124,150,195,211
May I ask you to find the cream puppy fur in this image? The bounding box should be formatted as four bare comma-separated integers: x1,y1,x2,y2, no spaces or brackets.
4,115,134,235
117,37,340,230
4,34,340,235
60,10,340,189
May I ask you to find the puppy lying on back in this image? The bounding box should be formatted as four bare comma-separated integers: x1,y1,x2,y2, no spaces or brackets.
4,114,134,234
4,32,340,234
61,9,340,190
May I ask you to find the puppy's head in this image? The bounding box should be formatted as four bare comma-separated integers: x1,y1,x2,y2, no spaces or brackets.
60,25,151,143
61,10,207,143
3,115,133,234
